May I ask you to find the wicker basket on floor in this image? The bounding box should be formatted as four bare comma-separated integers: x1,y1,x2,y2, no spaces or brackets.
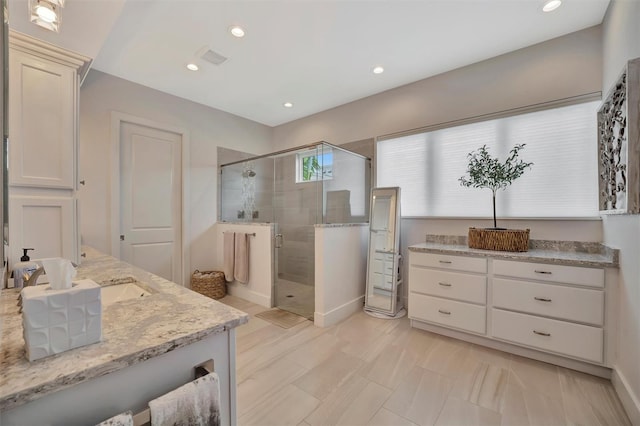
468,227,530,252
191,270,226,299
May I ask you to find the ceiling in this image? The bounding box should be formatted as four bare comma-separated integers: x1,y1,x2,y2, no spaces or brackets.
9,0,610,127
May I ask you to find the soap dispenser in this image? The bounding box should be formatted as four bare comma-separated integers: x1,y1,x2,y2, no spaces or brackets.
12,248,37,289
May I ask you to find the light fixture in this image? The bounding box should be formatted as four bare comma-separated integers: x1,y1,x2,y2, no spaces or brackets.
542,0,562,12
29,0,63,32
283,102,293,108
373,66,384,74
186,63,199,71
229,25,246,38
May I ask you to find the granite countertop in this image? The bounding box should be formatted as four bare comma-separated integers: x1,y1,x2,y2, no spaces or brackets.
408,235,618,268
0,247,249,411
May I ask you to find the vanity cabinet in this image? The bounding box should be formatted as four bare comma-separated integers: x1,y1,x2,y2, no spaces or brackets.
408,249,616,374
408,253,488,335
7,32,90,265
491,260,605,364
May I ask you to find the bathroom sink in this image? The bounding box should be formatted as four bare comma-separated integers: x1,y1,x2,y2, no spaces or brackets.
101,282,152,306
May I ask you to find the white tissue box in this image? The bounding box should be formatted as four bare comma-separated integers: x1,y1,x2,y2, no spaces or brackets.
21,279,102,362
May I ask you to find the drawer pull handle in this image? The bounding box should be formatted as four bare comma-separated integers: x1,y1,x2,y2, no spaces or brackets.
533,330,551,337
439,260,452,264
534,297,552,302
438,309,451,315
438,282,452,287
534,270,552,275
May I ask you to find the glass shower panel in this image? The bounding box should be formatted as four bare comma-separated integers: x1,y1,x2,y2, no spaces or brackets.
322,145,371,224
219,142,371,321
273,146,321,319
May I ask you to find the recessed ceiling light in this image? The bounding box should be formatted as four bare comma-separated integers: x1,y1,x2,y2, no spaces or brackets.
35,3,56,22
283,102,293,108
29,0,61,31
542,0,562,12
230,26,246,38
373,66,384,74
186,63,199,71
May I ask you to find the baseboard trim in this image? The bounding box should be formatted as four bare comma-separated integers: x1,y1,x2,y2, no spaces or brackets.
612,366,640,425
315,295,364,328
227,283,271,307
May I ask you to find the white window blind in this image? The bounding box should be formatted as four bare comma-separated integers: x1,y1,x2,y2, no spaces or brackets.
377,101,600,218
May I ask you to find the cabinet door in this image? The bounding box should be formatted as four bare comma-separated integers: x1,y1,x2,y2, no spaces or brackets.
9,49,76,188
9,195,76,263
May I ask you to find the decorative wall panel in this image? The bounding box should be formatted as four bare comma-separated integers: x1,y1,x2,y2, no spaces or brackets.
598,58,640,214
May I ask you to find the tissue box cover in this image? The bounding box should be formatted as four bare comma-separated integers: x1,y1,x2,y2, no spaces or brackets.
21,279,102,362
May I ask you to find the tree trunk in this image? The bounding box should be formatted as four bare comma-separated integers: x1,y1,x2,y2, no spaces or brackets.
492,191,497,228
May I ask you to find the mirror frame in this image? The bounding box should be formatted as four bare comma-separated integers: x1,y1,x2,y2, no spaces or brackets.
364,186,402,316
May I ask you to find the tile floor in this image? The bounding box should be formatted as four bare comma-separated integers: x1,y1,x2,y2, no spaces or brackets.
220,295,631,426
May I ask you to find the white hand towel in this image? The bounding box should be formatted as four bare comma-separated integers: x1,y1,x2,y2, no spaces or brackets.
234,232,249,284
96,411,133,426
223,231,235,283
149,373,221,426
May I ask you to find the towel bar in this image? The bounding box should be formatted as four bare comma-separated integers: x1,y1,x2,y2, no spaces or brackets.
222,231,256,236
131,359,215,426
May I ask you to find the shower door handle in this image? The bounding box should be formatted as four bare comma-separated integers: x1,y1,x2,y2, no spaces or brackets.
275,234,284,248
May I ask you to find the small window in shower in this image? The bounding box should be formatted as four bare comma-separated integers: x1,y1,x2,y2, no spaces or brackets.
296,148,333,183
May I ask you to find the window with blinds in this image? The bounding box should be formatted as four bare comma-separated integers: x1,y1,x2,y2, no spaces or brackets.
376,100,600,218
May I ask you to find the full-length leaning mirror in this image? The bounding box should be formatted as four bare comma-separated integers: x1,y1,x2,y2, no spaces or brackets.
364,187,404,317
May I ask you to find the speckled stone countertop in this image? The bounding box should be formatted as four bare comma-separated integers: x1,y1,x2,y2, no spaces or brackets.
408,235,618,268
0,247,249,411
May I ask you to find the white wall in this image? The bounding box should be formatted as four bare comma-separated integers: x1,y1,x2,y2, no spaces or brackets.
601,1,640,423
273,26,602,149
79,70,272,278
315,225,368,327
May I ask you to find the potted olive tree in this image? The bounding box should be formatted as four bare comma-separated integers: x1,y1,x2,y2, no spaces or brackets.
459,143,533,251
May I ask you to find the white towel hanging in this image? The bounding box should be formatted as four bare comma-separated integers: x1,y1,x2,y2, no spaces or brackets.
149,372,221,426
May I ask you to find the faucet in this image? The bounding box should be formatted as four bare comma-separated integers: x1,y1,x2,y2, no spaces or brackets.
17,267,45,312
24,267,45,287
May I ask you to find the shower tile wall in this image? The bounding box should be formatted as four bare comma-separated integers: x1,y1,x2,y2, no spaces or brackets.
218,147,275,223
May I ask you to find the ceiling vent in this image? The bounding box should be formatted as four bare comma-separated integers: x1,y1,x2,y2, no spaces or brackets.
200,48,228,66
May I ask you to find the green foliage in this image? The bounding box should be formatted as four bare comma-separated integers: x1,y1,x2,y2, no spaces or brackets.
302,156,321,181
459,144,533,229
459,144,533,195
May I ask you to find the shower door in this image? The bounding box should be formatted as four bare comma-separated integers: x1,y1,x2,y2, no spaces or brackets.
272,147,324,320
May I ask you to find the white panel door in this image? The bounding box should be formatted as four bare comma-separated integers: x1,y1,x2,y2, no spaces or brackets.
120,122,182,284
9,49,76,188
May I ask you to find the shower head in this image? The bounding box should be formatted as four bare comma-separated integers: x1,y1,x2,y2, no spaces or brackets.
242,170,256,178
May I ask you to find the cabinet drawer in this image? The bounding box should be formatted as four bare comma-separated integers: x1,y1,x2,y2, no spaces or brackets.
409,294,486,334
493,260,604,288
410,252,487,274
410,267,486,304
492,309,603,363
493,278,604,326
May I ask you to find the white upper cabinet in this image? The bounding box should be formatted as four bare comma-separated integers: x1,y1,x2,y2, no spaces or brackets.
7,32,91,265
8,32,90,189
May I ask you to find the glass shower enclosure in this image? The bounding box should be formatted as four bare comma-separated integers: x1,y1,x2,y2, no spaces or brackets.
219,142,371,319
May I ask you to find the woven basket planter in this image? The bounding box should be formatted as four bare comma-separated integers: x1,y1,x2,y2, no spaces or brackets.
468,227,530,252
191,270,226,300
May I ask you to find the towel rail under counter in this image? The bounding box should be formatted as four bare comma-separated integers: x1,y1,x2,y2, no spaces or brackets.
131,359,215,426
